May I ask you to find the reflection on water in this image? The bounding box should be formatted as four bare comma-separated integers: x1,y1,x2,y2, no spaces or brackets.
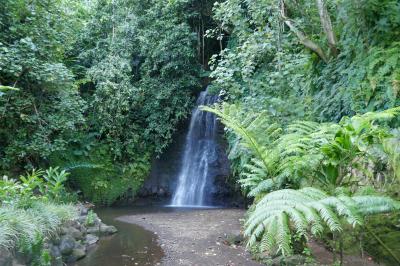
72,207,164,266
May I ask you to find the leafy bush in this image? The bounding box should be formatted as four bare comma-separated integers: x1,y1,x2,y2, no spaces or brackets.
50,142,150,205
0,167,74,207
0,0,87,172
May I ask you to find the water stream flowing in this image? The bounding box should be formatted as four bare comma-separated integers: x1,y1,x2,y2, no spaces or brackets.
170,90,218,207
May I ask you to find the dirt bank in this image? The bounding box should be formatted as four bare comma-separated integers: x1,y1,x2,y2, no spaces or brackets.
118,208,261,266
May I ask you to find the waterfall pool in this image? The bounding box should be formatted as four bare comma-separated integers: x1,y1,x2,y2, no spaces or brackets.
71,206,164,266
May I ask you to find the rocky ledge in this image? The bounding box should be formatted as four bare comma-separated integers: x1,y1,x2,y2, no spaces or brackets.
0,204,117,266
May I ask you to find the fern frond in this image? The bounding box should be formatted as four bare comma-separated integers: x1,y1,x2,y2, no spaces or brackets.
244,187,399,256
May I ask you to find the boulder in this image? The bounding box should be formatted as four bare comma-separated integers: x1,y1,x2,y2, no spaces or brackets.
59,235,75,256
78,205,89,216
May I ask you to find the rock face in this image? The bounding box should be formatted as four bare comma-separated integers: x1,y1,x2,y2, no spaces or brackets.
1,204,117,266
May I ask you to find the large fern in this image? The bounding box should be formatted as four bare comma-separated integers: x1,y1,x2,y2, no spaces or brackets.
245,187,400,256
203,103,400,258
203,103,338,193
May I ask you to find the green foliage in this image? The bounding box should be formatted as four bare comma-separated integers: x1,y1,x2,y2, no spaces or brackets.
209,0,400,124
0,202,78,251
0,167,74,206
0,165,78,263
85,210,95,227
245,187,399,256
0,0,87,172
50,141,150,205
0,0,204,205
205,102,400,258
76,0,200,158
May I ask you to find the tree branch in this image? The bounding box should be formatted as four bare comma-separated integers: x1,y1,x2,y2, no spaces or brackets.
280,0,328,63
316,0,338,57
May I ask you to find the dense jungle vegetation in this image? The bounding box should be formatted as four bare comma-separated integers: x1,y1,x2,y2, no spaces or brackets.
1,0,400,265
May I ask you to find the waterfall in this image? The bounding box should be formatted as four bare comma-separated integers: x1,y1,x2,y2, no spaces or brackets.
170,90,219,207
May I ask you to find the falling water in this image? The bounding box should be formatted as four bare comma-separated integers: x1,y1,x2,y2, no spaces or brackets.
171,90,219,207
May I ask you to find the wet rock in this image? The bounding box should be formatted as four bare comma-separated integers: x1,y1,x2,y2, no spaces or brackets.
11,260,25,266
50,245,61,258
0,248,13,266
99,224,118,235
0,206,116,266
86,226,100,234
78,215,86,224
78,205,89,216
60,226,68,235
157,188,167,197
225,232,244,245
51,236,61,245
59,235,75,255
71,248,86,261
71,227,84,240
85,234,99,245
51,256,63,266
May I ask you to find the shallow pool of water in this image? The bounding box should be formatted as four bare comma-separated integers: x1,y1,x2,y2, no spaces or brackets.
72,206,165,266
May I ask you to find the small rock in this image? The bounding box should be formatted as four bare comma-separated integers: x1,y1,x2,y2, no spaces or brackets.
85,234,99,245
50,245,61,258
0,248,13,266
87,226,100,234
99,224,117,235
80,224,87,234
60,226,69,235
51,236,61,245
71,248,86,260
80,206,89,216
78,215,87,224
269,254,307,266
70,227,84,240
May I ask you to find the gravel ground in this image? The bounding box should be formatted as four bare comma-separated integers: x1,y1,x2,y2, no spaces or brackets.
117,208,262,266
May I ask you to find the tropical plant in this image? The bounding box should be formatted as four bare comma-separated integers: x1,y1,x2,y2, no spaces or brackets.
244,187,400,256
204,104,400,193
0,167,73,206
0,202,78,250
204,102,400,261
